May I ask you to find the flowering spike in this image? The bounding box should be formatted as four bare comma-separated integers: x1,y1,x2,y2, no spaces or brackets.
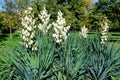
20,7,37,51
80,25,88,38
38,7,51,34
100,22,109,45
52,11,70,43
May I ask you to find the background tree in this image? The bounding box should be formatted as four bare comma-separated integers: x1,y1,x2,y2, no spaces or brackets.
92,0,120,31
0,11,18,33
108,0,120,30
1,0,119,32
14,0,32,11
3,0,16,38
67,0,91,30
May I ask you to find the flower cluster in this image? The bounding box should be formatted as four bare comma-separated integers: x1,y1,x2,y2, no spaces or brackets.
20,7,37,51
100,22,109,45
79,25,88,38
20,7,70,49
52,11,70,43
38,7,52,34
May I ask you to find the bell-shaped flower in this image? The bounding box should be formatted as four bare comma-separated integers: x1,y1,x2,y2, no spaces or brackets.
80,25,88,38
38,7,52,34
52,11,70,44
100,21,109,45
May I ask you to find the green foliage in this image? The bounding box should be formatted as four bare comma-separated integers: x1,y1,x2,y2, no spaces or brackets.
85,37,120,80
0,32,120,79
0,33,21,79
1,0,120,31
66,0,90,29
0,33,55,80
91,0,120,30
0,53,19,80
53,33,87,80
0,11,18,33
14,0,32,10
89,13,105,30
30,0,91,30
0,12,8,31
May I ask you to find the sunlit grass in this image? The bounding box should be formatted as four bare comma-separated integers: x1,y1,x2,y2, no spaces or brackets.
0,33,20,53
0,31,120,52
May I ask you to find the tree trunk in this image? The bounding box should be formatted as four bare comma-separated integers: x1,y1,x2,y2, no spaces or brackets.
8,14,12,39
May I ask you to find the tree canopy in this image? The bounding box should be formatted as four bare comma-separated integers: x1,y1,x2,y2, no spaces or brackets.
0,0,120,33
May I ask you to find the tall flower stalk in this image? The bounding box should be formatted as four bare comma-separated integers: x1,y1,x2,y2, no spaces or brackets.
20,7,71,50
52,11,70,43
100,17,109,45
79,25,88,38
20,7,37,51
38,7,52,34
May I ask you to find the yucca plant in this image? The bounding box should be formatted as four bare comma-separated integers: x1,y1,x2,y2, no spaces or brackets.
53,33,87,80
85,37,120,80
0,53,21,80
2,33,55,80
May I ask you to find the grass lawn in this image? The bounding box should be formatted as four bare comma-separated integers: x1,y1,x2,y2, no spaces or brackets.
0,33,20,53
0,31,120,53
88,31,120,48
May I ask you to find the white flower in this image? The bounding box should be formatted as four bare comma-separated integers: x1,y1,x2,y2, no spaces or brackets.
32,47,37,51
100,21,109,45
38,7,51,34
25,44,28,48
56,39,62,43
29,40,33,45
52,11,70,43
22,35,25,40
53,34,59,39
27,26,32,31
34,47,37,51
28,7,32,10
38,24,43,30
80,25,88,38
30,32,35,38
20,6,37,51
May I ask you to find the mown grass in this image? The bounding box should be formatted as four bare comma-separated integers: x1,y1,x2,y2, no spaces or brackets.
88,32,120,48
0,31,120,53
0,31,120,52
0,33,20,53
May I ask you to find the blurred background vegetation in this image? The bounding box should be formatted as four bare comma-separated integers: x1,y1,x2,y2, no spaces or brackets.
0,0,119,34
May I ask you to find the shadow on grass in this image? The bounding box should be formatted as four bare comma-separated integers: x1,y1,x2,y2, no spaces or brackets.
0,34,9,42
108,40,120,42
111,34,120,36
